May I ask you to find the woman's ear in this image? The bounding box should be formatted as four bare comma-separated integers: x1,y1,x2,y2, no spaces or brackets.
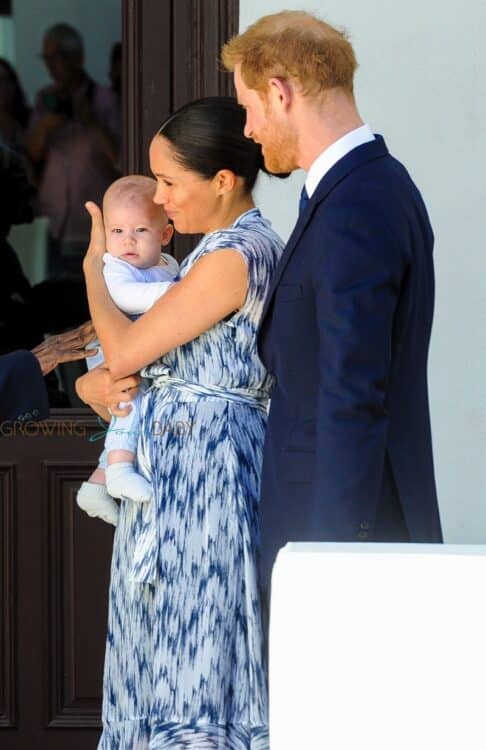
161,222,174,246
215,169,236,195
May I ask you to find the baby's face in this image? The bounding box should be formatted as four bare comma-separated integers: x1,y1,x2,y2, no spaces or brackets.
104,197,168,269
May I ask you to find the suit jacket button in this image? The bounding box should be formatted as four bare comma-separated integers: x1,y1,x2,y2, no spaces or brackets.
25,412,32,420
358,530,369,540
32,409,39,418
360,521,370,530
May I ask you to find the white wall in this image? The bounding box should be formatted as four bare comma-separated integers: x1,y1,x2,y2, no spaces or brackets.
241,1,486,542
12,0,121,104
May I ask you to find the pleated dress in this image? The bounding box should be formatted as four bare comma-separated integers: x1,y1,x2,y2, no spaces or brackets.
98,208,284,750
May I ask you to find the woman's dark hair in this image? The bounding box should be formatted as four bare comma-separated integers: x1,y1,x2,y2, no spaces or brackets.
0,58,30,129
157,96,289,192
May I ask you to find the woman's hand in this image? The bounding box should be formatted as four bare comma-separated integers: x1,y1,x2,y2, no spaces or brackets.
31,320,97,375
75,366,141,417
83,201,106,272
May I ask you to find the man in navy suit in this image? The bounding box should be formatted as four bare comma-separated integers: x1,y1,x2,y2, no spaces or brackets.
223,10,443,591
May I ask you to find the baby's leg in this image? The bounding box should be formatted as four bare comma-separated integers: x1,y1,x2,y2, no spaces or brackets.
103,393,153,504
89,467,106,484
105,449,153,504
76,449,119,526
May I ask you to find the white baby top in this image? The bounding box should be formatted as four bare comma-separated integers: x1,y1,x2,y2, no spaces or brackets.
102,252,179,316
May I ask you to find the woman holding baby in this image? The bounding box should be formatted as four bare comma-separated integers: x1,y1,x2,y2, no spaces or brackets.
77,96,286,749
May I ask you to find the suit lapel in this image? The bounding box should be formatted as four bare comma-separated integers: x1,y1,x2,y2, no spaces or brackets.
257,135,389,334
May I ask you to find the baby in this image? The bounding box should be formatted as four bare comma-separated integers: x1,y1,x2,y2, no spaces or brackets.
76,175,178,525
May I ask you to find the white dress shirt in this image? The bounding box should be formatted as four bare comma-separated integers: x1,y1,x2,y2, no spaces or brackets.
102,252,179,316
305,124,375,198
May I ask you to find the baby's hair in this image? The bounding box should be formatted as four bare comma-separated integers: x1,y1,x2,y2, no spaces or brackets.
103,175,167,223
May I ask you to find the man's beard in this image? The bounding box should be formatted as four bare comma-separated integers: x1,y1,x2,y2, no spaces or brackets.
259,117,299,174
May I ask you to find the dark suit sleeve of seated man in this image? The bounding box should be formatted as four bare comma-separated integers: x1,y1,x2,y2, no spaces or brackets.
311,192,438,542
0,350,49,422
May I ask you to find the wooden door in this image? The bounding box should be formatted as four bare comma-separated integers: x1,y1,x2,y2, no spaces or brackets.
0,2,238,747
0,411,111,750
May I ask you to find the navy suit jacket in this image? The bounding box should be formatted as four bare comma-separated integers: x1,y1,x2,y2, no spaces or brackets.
257,135,443,591
0,350,49,422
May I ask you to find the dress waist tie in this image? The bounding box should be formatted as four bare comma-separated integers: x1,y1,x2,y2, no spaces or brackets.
129,368,270,584
148,371,270,412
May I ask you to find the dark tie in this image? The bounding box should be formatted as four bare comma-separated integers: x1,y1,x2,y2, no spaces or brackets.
299,185,309,215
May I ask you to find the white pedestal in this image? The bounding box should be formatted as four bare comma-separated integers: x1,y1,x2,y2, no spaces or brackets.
269,543,486,750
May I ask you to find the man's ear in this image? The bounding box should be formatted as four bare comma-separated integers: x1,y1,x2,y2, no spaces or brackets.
268,76,293,112
160,222,174,246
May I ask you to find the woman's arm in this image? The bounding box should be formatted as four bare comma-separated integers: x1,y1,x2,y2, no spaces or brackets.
83,202,248,379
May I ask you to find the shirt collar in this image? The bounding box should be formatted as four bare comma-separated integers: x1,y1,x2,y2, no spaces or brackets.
305,124,375,198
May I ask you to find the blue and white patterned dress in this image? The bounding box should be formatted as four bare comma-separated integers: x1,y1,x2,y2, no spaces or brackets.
98,208,284,750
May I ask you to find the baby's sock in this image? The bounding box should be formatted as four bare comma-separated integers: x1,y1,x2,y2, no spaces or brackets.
105,462,153,504
76,482,119,526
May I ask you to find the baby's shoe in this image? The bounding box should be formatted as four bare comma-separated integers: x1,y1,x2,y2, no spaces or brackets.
76,482,119,526
105,462,153,504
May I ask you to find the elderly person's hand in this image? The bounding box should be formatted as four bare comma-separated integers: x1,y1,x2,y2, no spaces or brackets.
31,320,97,375
75,366,141,419
83,201,106,271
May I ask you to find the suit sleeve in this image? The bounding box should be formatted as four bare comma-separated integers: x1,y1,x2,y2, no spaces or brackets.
311,205,407,537
0,350,49,422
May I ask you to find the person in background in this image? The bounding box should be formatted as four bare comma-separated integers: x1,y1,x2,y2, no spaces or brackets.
0,144,40,355
0,143,92,405
0,320,97,421
26,23,121,280
0,58,30,155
